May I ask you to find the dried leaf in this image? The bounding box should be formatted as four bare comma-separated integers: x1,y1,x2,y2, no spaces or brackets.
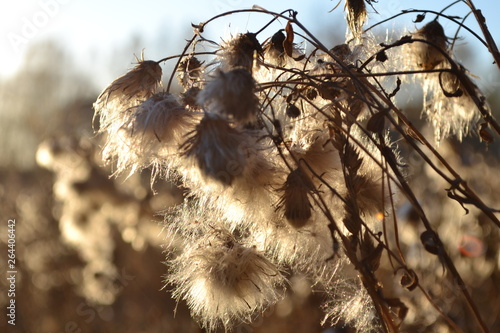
318,82,341,101
376,50,388,62
360,230,384,272
344,143,362,173
413,13,426,23
389,77,402,99
479,122,494,144
342,211,361,236
420,230,439,255
367,111,385,133
286,104,301,118
400,269,418,291
284,21,294,57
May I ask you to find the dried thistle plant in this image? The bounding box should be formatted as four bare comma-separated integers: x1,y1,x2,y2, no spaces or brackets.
92,2,500,332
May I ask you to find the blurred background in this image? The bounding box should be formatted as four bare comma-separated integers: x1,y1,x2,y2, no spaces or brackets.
0,1,499,332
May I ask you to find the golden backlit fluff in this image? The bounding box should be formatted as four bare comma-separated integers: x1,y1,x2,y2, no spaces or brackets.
99,93,195,178
197,68,260,124
167,228,285,332
321,271,379,332
421,64,484,143
411,20,448,70
407,20,484,142
94,59,163,126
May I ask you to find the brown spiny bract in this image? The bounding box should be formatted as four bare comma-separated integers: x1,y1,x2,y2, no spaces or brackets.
277,168,315,228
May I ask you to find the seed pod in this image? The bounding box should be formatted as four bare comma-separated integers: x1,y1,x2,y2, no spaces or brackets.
420,230,440,255
286,103,301,118
177,56,203,88
264,30,286,64
330,44,352,63
400,269,418,291
305,88,318,100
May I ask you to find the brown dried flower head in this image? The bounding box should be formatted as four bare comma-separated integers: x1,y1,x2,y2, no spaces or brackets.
220,32,262,71
167,228,284,332
96,58,162,109
345,0,367,41
263,30,286,65
177,56,203,88
277,167,316,228
198,68,260,124
412,20,448,70
181,113,246,185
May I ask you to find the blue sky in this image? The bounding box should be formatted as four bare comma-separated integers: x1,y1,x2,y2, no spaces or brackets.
1,0,499,83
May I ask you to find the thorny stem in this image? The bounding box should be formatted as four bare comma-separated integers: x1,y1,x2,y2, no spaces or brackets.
292,69,474,330
382,145,489,333
292,12,492,331
315,192,397,333
361,37,500,226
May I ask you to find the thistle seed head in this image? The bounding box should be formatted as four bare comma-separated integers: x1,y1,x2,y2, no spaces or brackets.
177,56,204,88
412,20,448,70
95,60,162,111
181,113,246,185
220,32,262,71
167,228,284,332
198,68,260,124
100,92,194,176
345,0,367,41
